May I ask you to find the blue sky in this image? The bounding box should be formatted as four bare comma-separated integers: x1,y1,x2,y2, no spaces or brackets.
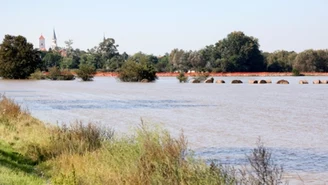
1,0,327,55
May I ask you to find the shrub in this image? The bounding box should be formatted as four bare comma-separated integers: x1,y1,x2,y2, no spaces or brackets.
60,69,75,80
225,139,287,185
47,67,75,81
118,60,157,82
76,64,96,81
47,66,61,80
244,139,285,185
29,69,46,80
292,69,303,76
177,72,188,83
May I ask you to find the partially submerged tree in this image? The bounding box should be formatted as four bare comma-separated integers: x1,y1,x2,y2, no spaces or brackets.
215,31,265,72
118,53,157,82
176,72,188,83
0,35,41,79
76,64,96,81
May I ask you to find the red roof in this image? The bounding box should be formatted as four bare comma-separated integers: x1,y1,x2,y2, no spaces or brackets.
39,35,45,40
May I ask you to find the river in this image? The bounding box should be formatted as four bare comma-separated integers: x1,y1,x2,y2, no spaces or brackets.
1,76,328,184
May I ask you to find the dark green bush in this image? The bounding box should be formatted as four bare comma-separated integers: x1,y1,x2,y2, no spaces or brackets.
118,60,157,82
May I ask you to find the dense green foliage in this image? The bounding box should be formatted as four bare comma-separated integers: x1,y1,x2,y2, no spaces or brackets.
76,64,96,81
0,32,328,79
118,53,158,82
0,35,41,79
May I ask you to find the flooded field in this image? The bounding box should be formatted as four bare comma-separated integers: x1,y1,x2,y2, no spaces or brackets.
1,76,328,184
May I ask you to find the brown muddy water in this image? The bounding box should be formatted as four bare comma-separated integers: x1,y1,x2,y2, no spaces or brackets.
1,76,328,184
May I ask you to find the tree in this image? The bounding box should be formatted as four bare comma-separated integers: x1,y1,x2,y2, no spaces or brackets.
118,53,157,82
0,35,41,79
76,64,96,81
188,51,206,71
265,50,296,72
215,31,265,72
169,49,185,70
64,39,74,57
156,54,171,72
42,51,62,70
60,57,73,69
293,50,328,72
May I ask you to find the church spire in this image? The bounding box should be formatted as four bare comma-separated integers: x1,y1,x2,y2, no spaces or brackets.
51,28,58,50
53,29,57,40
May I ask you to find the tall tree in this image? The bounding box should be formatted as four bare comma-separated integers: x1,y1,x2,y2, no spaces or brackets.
265,50,296,72
0,35,41,79
293,49,328,72
42,51,62,70
215,31,265,72
64,39,74,57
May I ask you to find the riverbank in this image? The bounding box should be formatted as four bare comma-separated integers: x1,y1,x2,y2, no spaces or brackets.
95,72,328,77
0,96,247,184
0,96,295,184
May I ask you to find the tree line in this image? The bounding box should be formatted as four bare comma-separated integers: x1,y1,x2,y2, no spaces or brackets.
0,31,328,80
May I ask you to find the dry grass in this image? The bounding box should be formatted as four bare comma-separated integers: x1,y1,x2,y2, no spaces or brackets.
0,95,27,118
0,95,287,185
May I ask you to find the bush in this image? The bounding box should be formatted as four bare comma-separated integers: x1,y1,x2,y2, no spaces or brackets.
47,67,75,81
292,69,303,76
47,66,61,80
60,69,75,80
29,69,46,80
76,64,96,81
118,60,157,82
177,72,188,83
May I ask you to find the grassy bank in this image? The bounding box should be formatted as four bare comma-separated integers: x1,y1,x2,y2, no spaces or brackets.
0,95,286,184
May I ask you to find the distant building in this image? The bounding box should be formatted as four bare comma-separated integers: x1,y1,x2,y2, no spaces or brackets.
51,29,57,50
37,29,67,57
39,34,46,51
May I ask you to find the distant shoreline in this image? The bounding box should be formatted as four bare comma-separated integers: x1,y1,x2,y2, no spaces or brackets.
95,72,328,77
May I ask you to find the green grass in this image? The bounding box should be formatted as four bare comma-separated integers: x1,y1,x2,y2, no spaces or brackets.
0,141,45,185
0,95,286,185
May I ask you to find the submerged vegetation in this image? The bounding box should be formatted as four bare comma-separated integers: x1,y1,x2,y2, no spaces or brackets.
76,64,96,81
176,72,188,83
0,95,287,184
118,56,157,82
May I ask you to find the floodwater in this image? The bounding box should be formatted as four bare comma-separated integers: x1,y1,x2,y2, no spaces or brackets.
1,76,328,184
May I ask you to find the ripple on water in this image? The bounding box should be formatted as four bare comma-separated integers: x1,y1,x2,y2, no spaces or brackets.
195,147,328,173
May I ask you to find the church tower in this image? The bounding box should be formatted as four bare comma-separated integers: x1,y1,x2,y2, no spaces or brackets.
39,34,46,51
51,29,57,50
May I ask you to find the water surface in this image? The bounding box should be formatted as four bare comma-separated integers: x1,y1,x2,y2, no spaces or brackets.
1,76,328,184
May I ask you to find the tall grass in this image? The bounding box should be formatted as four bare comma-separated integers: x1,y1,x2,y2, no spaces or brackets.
0,96,287,185
0,95,26,118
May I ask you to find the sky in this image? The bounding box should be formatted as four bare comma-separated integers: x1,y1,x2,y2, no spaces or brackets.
1,0,328,55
